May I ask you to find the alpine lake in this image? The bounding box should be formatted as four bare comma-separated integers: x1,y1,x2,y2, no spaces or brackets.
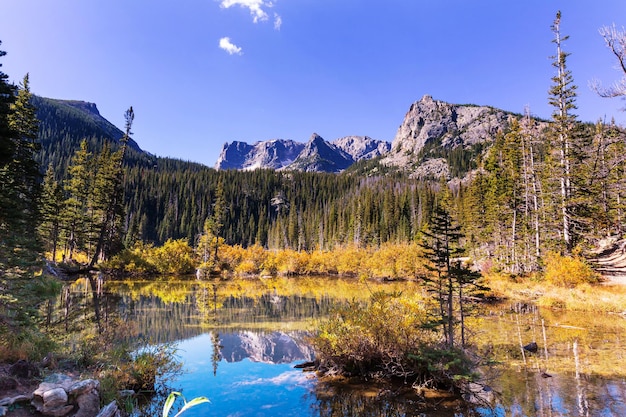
52,276,626,417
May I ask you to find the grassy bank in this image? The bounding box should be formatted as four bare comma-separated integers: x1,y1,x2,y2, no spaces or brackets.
486,274,626,313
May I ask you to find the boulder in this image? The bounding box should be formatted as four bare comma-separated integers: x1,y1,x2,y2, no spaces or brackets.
42,387,68,408
70,379,101,417
68,379,99,397
32,374,105,417
32,387,74,417
74,391,100,417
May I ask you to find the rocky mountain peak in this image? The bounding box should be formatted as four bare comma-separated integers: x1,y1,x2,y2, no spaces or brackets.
215,139,304,170
308,133,325,143
332,135,391,161
382,95,513,176
419,94,434,104
288,133,354,173
215,133,391,173
61,100,101,117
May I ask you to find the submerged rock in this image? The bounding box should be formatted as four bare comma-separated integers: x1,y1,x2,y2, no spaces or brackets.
523,342,538,353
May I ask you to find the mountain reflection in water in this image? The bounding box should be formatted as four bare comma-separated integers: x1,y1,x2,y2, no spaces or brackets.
219,331,314,364
55,277,626,416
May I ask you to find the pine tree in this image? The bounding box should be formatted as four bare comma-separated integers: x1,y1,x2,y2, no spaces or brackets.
421,188,484,348
88,107,133,267
0,45,57,353
0,41,16,168
421,202,462,348
210,180,226,261
0,73,41,254
63,140,93,260
40,165,64,261
548,11,581,253
520,108,543,265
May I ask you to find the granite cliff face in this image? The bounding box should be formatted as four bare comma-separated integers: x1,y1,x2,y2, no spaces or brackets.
382,95,514,174
215,134,390,173
332,135,391,161
213,95,522,176
215,139,305,170
287,133,354,173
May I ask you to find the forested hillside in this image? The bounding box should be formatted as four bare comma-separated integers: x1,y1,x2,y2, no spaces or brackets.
123,164,438,249
33,95,442,252
34,96,155,178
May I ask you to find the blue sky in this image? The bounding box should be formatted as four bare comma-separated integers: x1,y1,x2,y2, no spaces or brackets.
2,1,626,166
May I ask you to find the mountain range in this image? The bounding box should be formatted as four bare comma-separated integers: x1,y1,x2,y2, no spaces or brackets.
214,95,522,177
214,133,390,173
36,94,530,178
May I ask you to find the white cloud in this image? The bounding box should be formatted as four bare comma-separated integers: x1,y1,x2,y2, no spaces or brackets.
219,37,243,55
273,13,282,30
219,0,282,30
234,371,311,387
220,0,269,23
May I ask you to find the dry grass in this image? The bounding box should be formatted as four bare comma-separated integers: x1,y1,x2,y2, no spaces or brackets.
485,272,626,313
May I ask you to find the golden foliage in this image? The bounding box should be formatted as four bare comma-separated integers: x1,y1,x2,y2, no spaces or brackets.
108,238,432,280
542,252,600,287
313,291,477,387
151,239,195,275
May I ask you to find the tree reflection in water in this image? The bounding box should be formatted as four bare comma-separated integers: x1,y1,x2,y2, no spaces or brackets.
47,276,626,417
311,380,472,417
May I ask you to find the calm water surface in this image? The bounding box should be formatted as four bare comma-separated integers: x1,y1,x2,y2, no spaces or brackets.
59,277,626,416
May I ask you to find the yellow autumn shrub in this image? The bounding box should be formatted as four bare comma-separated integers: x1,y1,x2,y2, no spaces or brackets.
543,251,600,287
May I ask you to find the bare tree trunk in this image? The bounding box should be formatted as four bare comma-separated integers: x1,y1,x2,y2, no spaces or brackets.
522,108,542,262
511,198,518,273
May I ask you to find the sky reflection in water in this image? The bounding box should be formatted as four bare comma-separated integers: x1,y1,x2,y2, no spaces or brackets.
167,333,316,417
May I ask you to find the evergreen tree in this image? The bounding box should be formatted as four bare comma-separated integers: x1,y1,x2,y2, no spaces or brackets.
548,11,583,253
40,165,64,261
0,73,41,254
0,45,58,357
0,41,15,168
88,143,124,265
421,202,462,348
62,140,93,260
87,107,133,267
209,179,226,262
421,188,484,348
